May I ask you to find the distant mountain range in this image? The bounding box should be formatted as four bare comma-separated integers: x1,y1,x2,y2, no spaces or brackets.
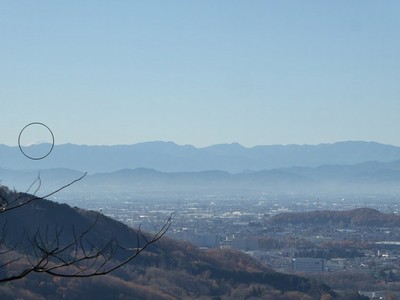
2,140,400,173
3,141,400,196
2,159,400,196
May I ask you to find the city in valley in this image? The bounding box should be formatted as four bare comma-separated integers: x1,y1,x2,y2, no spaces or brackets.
4,141,400,298
57,190,400,299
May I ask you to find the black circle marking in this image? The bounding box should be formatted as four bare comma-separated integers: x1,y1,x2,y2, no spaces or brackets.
18,122,55,160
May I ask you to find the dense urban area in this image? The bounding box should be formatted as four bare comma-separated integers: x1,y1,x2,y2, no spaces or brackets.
55,191,400,300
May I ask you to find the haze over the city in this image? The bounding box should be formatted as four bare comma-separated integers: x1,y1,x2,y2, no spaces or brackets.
1,1,400,147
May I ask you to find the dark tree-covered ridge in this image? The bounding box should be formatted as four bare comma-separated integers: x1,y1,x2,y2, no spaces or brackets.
0,177,171,282
269,208,400,227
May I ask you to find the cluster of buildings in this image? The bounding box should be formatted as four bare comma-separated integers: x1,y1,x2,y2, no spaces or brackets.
60,192,400,275
56,191,400,299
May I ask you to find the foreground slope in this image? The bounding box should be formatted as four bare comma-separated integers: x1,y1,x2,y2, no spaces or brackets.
0,187,337,299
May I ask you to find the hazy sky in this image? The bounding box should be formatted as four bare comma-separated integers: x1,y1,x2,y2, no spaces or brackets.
1,1,400,147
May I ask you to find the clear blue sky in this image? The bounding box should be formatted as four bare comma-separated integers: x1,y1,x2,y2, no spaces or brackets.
1,1,399,147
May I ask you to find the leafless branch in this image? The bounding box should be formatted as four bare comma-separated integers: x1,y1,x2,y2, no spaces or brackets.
0,173,87,213
0,174,171,282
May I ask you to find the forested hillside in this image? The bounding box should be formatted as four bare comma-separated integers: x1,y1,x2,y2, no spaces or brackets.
0,186,340,299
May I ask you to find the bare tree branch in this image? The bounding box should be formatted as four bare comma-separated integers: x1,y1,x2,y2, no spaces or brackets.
0,174,171,282
0,173,87,213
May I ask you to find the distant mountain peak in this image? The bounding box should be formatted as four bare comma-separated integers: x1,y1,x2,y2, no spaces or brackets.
1,140,400,173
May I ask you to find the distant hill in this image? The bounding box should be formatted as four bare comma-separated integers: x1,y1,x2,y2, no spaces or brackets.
2,141,400,173
0,187,336,299
3,158,400,196
269,208,400,227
